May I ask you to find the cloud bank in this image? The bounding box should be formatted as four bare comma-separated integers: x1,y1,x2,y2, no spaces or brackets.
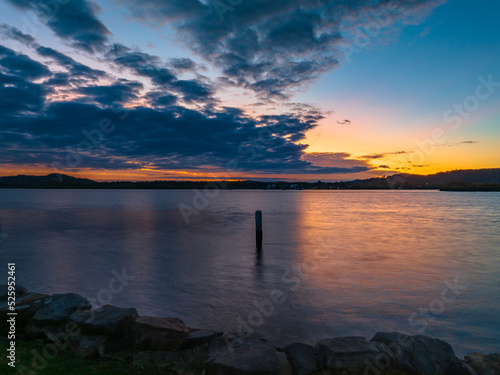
0,0,446,178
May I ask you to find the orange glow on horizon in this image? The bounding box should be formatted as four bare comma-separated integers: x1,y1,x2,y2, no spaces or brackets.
2,162,498,183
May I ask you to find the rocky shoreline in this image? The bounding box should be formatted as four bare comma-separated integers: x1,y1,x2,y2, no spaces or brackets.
1,285,499,375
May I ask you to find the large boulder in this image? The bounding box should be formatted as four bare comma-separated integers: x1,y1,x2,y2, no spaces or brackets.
465,353,500,375
32,293,91,326
277,343,322,375
204,334,280,375
24,320,73,342
70,334,105,359
181,329,223,350
0,284,27,300
137,328,221,352
371,332,472,375
135,316,189,333
133,316,189,351
315,336,380,373
69,331,136,361
134,316,189,338
133,344,210,375
133,316,220,352
69,305,138,335
0,292,49,335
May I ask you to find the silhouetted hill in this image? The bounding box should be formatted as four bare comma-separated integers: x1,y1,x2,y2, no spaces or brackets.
396,168,500,185
0,174,96,188
325,169,500,190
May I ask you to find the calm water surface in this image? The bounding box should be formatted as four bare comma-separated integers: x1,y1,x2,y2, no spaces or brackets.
0,189,499,355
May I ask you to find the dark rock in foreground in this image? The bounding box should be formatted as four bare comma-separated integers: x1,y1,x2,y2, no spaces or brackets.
205,334,281,375
134,345,210,375
133,315,221,352
133,315,190,351
277,342,322,375
371,331,472,375
182,329,223,350
70,305,138,335
0,285,497,375
0,292,49,334
32,293,91,326
316,336,380,373
0,284,27,300
135,316,190,336
136,327,221,352
465,353,500,375
70,333,106,360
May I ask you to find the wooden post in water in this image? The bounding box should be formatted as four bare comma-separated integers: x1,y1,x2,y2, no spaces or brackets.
255,210,263,249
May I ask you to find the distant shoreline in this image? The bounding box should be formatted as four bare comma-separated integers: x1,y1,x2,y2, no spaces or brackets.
1,169,500,191
1,187,500,191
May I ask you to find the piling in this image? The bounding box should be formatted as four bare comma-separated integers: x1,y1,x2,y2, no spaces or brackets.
255,210,263,249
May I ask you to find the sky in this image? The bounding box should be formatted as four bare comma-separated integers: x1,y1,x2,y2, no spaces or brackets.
0,0,499,181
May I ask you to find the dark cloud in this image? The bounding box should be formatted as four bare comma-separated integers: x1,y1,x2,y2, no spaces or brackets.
169,57,196,71
459,140,478,144
145,92,178,107
107,44,214,103
445,141,479,147
44,72,70,87
337,119,351,125
173,79,212,102
302,152,372,173
1,0,443,177
0,48,368,176
0,25,107,88
75,80,143,106
119,0,445,99
1,101,361,174
361,151,410,159
0,23,36,45
5,0,110,52
0,71,45,114
36,46,106,79
0,45,51,79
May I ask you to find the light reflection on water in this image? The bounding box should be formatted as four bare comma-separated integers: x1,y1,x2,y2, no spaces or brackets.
0,189,499,355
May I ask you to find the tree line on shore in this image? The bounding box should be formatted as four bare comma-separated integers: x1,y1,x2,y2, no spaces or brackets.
1,168,499,191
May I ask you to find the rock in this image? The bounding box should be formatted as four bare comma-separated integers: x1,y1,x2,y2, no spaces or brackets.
133,344,209,374
68,305,138,359
315,336,380,373
70,333,106,360
137,327,221,352
133,316,189,351
278,343,322,375
371,331,472,375
133,316,219,352
24,320,71,342
32,293,91,326
69,305,138,335
0,293,49,335
0,284,27,300
181,329,222,350
204,334,280,375
7,292,49,309
98,338,136,361
67,329,136,361
465,353,500,375
135,316,189,336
